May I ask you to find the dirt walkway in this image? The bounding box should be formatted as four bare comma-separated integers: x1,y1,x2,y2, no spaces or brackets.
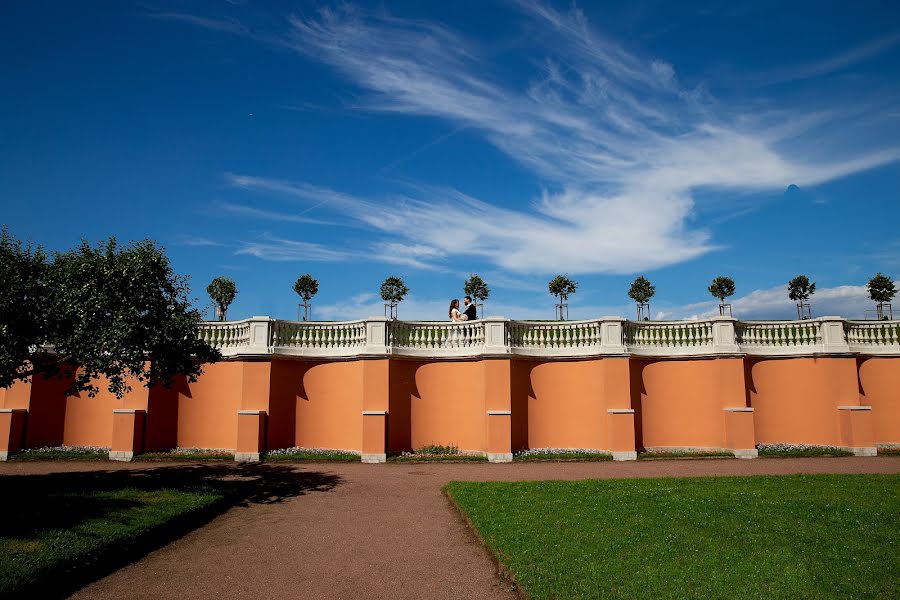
4,457,899,599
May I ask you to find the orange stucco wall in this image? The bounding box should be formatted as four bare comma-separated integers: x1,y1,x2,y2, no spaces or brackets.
748,357,860,446
390,360,487,453
632,357,746,449
290,361,363,452
3,355,898,456
174,361,243,450
857,357,900,444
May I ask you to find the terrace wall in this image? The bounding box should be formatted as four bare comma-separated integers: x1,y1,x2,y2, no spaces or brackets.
2,316,898,461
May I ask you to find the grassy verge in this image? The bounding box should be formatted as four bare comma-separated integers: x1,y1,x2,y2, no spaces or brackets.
388,454,488,463
134,451,234,462
0,486,223,599
514,450,612,462
638,450,734,459
446,474,899,599
265,450,360,462
757,445,853,458
0,464,340,598
10,447,109,461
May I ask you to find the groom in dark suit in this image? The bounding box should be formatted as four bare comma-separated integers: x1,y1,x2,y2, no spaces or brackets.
463,296,477,321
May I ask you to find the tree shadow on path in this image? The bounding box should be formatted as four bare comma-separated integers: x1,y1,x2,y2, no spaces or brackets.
0,463,342,599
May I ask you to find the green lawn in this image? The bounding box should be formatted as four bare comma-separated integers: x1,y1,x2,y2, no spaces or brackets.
446,475,899,599
0,463,339,598
0,487,222,598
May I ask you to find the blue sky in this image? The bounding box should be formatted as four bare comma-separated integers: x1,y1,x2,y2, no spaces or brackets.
2,1,899,321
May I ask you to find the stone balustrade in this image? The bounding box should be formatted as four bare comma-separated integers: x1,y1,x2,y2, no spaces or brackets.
197,315,898,359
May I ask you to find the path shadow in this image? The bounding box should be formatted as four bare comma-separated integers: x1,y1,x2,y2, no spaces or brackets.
0,464,342,599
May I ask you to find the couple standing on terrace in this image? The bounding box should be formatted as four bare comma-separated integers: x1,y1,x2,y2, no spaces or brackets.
449,296,477,322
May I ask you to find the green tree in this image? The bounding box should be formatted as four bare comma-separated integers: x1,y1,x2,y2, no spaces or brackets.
293,274,319,321
0,227,49,390
787,275,816,302
867,273,896,304
380,276,409,319
867,273,896,320
708,276,736,303
628,276,655,304
548,275,578,303
1,234,220,398
207,276,237,321
464,274,490,314
628,276,656,320
788,275,816,319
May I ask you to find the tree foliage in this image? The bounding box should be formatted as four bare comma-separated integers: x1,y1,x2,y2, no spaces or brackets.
207,276,237,321
867,273,896,304
464,274,490,302
787,275,816,302
0,227,48,390
548,275,578,302
628,276,656,304
708,276,736,303
0,232,220,398
380,276,409,303
293,274,319,302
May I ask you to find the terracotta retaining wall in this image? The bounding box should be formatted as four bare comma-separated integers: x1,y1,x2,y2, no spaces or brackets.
1,355,897,461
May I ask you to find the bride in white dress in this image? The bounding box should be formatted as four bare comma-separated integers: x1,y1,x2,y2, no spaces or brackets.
449,299,468,322
447,298,468,347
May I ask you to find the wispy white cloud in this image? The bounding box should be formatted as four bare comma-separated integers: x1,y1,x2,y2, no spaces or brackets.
169,3,900,275
235,235,355,262
659,284,873,321
314,291,625,321
173,234,225,247
758,31,900,86
216,201,337,226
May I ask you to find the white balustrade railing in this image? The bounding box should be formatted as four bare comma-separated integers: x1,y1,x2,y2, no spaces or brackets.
196,316,898,359
271,319,368,357
735,320,823,355
624,320,715,355
845,320,900,354
508,319,604,356
198,320,252,356
388,320,486,357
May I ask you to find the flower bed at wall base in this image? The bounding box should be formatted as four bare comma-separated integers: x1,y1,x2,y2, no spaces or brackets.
265,447,360,461
514,448,613,460
12,446,109,460
638,449,734,459
136,448,234,461
756,443,853,457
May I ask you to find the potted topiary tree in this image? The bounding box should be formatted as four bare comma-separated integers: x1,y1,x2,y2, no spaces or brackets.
207,276,237,321
708,276,736,317
380,276,409,320
548,275,577,320
787,275,816,319
628,276,655,320
867,272,896,320
293,273,319,321
463,274,490,319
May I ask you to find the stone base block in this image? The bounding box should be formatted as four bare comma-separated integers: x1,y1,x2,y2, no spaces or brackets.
846,446,877,457
838,406,875,452
733,449,759,459
109,450,134,462
236,410,266,462
0,408,27,461
612,450,637,461
361,453,386,463
235,452,261,463
487,452,513,463
111,409,145,461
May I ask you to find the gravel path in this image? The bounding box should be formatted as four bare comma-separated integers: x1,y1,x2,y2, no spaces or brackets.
3,456,898,600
